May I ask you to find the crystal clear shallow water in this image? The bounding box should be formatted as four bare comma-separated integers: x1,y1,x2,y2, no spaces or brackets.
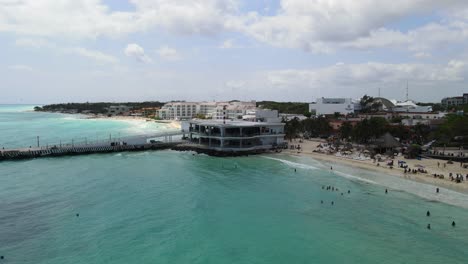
1,105,468,263
0,105,173,149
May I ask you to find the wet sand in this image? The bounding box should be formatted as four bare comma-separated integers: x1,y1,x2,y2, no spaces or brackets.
286,139,468,194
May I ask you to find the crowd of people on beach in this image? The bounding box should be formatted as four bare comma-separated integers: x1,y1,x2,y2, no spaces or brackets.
306,140,468,186
429,150,467,158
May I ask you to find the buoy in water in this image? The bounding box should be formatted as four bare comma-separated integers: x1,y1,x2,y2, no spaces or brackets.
426,211,430,217
0,256,4,260
452,221,456,227
385,189,388,194
76,213,79,217
427,224,431,230
321,200,323,204
331,201,334,205
348,190,350,194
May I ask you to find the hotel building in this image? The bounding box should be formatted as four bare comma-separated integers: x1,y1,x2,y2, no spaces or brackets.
187,120,285,152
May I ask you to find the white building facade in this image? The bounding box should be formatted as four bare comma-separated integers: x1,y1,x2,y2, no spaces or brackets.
391,100,432,113
158,101,257,120
157,102,198,120
309,98,357,116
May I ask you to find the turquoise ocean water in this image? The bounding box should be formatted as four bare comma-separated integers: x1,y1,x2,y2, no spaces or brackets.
1,105,468,263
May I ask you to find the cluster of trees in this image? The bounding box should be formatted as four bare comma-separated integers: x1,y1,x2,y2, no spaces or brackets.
359,95,383,113
339,118,432,145
257,101,310,116
34,102,165,114
285,112,468,148
284,116,434,145
431,114,468,147
283,117,332,140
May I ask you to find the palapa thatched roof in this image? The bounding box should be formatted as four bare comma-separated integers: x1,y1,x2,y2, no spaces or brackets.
370,133,401,148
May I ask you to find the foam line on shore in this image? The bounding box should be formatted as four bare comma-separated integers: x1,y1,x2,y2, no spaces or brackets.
311,155,468,208
263,156,319,170
332,170,378,185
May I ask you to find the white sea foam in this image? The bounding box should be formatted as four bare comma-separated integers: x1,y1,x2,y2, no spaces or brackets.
268,156,468,208
332,171,378,185
263,156,319,170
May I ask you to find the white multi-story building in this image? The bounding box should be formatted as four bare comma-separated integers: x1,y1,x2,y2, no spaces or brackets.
196,102,218,118
309,98,357,116
242,109,281,123
158,101,257,120
157,102,198,120
212,101,257,120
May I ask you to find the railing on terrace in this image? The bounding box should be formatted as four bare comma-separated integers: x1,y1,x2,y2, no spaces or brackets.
1,130,184,151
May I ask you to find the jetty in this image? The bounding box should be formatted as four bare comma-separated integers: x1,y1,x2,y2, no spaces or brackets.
0,131,185,161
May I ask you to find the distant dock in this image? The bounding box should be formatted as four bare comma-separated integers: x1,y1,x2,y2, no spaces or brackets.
0,131,185,162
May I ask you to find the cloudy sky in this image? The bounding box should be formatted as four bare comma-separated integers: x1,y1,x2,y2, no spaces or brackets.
1,0,468,104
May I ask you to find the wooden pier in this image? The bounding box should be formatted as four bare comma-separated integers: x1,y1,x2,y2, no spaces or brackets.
0,131,185,161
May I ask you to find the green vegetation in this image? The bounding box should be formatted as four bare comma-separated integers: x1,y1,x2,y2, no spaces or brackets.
285,115,438,146
34,102,165,114
359,95,382,113
407,144,422,159
283,117,332,140
431,114,468,147
350,117,388,143
257,101,309,115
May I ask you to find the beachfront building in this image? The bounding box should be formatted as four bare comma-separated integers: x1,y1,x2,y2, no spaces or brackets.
157,102,198,120
157,101,257,120
242,109,281,123
188,119,285,153
212,101,257,120
196,102,218,118
106,105,132,116
309,98,359,116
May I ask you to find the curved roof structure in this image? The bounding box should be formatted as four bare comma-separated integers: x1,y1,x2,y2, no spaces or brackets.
373,97,395,109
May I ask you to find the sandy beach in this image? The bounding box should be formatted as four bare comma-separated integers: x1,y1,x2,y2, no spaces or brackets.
85,115,181,129
285,139,468,194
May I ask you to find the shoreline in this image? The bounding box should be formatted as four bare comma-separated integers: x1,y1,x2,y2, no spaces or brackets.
60,112,182,130
285,139,468,195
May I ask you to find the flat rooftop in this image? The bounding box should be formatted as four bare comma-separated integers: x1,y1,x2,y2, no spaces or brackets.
189,119,284,127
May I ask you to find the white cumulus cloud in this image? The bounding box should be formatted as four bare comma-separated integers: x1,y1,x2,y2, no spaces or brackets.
124,43,152,63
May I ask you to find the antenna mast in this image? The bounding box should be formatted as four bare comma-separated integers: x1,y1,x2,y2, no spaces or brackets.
406,80,409,101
